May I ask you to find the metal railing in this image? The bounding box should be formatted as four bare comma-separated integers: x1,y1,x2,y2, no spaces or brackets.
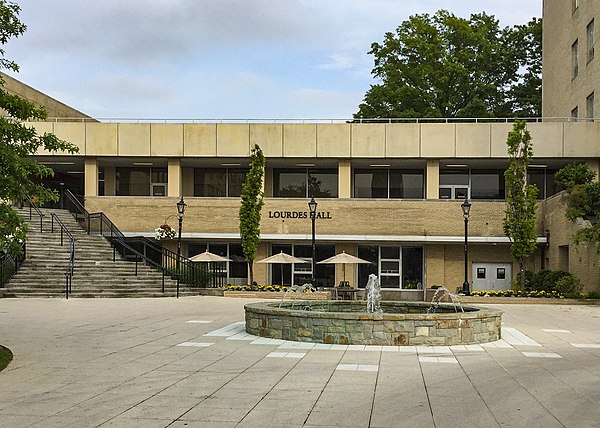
0,242,26,288
50,213,75,298
31,116,595,124
62,189,222,291
24,196,45,232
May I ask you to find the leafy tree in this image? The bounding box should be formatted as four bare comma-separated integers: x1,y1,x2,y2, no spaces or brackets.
503,120,538,290
555,163,600,252
355,10,541,119
0,0,78,255
239,144,265,285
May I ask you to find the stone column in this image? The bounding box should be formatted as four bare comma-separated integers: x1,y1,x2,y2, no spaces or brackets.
84,157,98,197
168,158,181,197
338,159,352,198
426,159,440,199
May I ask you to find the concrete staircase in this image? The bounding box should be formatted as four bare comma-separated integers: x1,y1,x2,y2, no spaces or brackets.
3,207,197,298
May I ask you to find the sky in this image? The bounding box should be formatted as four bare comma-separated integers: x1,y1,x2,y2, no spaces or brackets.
6,0,542,120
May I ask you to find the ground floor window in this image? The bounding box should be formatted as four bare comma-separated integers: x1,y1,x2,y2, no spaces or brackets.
270,244,335,287
188,243,247,285
357,245,423,289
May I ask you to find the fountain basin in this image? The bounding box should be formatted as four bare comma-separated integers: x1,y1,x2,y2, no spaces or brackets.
245,301,502,346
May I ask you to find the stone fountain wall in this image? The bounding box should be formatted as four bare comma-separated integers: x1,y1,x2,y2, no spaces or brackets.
245,301,502,346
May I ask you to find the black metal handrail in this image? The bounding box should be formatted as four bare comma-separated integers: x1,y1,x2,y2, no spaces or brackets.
0,242,26,288
50,213,75,298
24,196,45,232
61,189,221,289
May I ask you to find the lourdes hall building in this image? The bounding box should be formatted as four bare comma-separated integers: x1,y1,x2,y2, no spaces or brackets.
21,109,600,298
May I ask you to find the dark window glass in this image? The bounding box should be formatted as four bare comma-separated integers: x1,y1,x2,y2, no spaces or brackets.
151,168,167,184
497,268,505,280
439,188,452,199
116,167,150,196
358,246,378,288
528,171,545,199
440,170,469,186
194,169,226,197
389,170,424,198
271,244,293,286
229,244,246,279
274,169,338,198
477,268,486,279
381,246,400,259
228,169,248,197
471,170,504,199
308,170,338,198
546,170,564,197
354,170,387,198
402,247,423,288
274,169,306,197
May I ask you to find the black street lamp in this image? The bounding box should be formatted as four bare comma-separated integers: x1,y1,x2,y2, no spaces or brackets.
308,197,318,287
461,198,471,294
176,197,187,298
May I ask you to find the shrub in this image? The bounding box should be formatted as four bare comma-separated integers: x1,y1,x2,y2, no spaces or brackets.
587,291,600,300
555,275,581,295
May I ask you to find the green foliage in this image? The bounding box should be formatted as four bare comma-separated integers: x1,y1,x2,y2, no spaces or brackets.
239,144,265,284
555,163,596,190
0,1,78,255
355,11,541,119
0,344,12,372
556,163,600,252
503,121,538,284
516,269,581,295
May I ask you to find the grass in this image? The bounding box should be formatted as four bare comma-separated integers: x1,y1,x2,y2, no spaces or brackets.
0,345,13,372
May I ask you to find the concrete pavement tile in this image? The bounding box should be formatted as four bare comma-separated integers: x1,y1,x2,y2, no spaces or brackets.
30,415,95,428
428,394,499,428
305,410,371,427
97,416,174,427
170,421,236,428
236,409,310,427
0,414,46,426
119,404,193,420
179,403,250,422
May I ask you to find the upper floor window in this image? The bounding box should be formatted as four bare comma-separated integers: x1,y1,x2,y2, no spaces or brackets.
587,91,595,121
439,169,505,200
116,167,167,196
573,0,580,13
354,169,424,199
572,39,579,78
273,168,338,198
528,169,564,200
587,19,595,62
571,106,579,121
194,168,248,197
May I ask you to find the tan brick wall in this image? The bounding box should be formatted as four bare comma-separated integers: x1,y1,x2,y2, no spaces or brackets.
541,194,600,292
85,197,531,239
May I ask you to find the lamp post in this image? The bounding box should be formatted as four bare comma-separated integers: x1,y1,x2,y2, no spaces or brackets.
461,198,471,294
308,197,317,288
176,197,187,298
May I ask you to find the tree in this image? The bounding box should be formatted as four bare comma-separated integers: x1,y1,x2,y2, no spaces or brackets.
239,144,265,285
503,120,538,289
0,0,78,255
355,10,541,119
555,163,600,252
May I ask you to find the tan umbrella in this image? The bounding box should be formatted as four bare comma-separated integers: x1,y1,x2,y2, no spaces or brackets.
189,251,231,263
256,251,307,286
317,251,371,284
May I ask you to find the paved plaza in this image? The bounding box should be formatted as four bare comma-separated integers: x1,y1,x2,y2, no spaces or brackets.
0,297,599,427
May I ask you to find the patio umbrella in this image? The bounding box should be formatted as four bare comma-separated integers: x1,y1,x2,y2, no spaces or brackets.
189,251,231,263
256,251,307,286
317,251,371,284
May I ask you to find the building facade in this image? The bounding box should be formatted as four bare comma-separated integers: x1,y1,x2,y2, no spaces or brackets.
26,118,600,295
542,0,600,119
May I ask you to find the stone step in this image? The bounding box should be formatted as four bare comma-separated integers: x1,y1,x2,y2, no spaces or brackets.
8,207,181,297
